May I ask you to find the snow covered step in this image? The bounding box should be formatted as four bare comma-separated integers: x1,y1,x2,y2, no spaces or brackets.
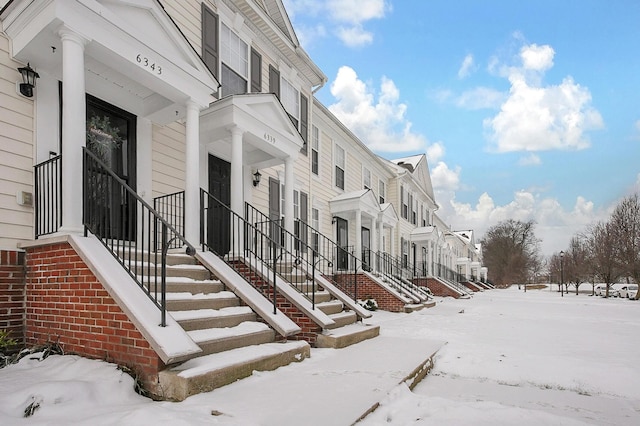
134,262,211,280
188,321,276,356
158,341,311,401
316,299,344,316
115,250,199,266
325,310,357,329
165,291,239,311
278,271,308,283
144,276,224,294
170,307,256,331
316,323,380,349
305,290,332,304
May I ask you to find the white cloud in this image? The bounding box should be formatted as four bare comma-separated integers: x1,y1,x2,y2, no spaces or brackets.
484,42,604,153
426,142,445,164
336,25,373,48
458,54,475,79
431,162,461,192
518,153,541,166
439,190,605,256
455,87,506,110
285,0,389,48
328,66,430,153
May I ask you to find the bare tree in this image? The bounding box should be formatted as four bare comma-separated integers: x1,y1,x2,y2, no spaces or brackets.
610,193,640,299
588,220,622,297
548,252,564,294
565,234,590,295
481,219,541,288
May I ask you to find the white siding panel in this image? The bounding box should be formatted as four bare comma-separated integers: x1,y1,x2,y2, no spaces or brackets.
0,34,35,248
152,122,186,197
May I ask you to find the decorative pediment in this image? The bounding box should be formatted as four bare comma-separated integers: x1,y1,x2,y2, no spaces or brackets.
330,189,381,219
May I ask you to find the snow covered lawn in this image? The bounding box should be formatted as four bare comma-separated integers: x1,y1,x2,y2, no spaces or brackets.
1,287,638,425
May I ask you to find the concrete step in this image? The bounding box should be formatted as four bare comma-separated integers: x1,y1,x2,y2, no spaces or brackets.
316,323,380,349
134,263,211,280
170,307,257,331
188,321,276,356
326,311,357,329
146,277,224,294
304,290,332,304
316,299,344,316
165,291,239,311
115,249,199,266
279,272,308,283
158,341,311,401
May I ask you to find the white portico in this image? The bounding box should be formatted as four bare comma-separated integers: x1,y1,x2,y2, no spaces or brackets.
199,93,304,235
1,0,219,242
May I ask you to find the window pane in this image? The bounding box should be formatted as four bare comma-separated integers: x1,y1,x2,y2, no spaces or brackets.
221,64,247,96
281,78,299,120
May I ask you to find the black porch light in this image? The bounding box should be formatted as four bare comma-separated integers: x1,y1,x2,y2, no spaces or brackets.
252,170,262,187
17,63,39,98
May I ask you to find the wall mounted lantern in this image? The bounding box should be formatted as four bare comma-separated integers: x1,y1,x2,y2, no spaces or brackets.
252,170,262,187
17,63,39,98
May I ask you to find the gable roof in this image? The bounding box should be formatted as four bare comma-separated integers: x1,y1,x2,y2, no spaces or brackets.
390,154,436,206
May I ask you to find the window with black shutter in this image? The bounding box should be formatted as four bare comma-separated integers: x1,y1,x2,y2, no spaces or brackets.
250,48,262,92
269,65,280,98
202,5,219,83
300,94,308,154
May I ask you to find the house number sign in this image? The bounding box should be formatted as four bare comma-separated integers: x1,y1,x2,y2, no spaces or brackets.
136,54,162,75
264,133,276,144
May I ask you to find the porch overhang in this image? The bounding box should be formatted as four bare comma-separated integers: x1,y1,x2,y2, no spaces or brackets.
1,0,219,123
200,93,304,168
329,189,380,221
411,226,439,243
379,202,398,227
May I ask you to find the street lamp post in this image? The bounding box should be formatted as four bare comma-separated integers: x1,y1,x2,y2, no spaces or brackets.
560,250,565,297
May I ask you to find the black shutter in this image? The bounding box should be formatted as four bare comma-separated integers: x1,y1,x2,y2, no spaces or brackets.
300,94,308,155
250,48,262,93
202,5,219,82
269,65,280,99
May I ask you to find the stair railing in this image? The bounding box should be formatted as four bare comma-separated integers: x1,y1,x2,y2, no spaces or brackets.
368,250,430,300
34,154,62,238
153,191,185,251
82,147,195,327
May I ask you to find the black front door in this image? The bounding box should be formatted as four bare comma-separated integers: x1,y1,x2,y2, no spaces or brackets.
86,95,136,240
361,227,371,271
207,155,231,255
336,217,349,270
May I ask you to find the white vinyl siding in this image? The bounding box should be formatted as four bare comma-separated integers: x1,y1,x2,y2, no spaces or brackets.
0,34,35,246
152,122,186,197
363,167,371,190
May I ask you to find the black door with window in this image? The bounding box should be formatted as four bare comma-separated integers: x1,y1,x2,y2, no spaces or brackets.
336,217,349,270
207,155,231,255
86,95,136,240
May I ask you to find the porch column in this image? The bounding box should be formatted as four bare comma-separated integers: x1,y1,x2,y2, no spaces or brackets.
283,157,294,236
230,126,244,216
378,219,384,253
390,226,395,257
184,100,200,244
355,210,362,269
58,28,87,234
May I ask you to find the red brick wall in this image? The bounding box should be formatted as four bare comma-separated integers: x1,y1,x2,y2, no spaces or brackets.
24,242,164,394
0,249,26,346
462,281,480,292
426,278,461,299
334,273,407,312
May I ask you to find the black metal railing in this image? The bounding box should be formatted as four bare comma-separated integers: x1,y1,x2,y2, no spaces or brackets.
34,155,62,238
83,147,195,327
153,191,185,251
367,250,431,300
293,218,361,301
434,263,469,293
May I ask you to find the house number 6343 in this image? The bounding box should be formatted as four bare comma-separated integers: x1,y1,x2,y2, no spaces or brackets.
136,54,162,75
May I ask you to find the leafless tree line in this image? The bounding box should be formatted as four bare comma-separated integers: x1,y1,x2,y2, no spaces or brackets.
549,193,640,298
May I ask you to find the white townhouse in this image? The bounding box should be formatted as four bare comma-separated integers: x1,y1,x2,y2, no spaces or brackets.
0,0,486,400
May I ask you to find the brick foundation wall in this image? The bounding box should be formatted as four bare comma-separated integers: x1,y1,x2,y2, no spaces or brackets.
334,273,407,312
426,277,461,299
24,241,164,395
0,249,26,347
462,281,480,292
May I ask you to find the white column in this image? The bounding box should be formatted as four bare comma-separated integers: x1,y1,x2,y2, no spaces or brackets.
136,118,153,249
58,28,87,234
283,157,294,235
184,101,200,244
390,226,395,257
230,126,244,216
378,219,384,253
355,210,362,269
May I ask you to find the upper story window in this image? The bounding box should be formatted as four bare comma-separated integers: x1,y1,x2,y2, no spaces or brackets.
281,77,300,127
311,125,319,175
363,167,371,190
311,207,320,252
220,23,248,97
334,144,345,190
412,197,417,225
379,180,385,204
401,186,408,219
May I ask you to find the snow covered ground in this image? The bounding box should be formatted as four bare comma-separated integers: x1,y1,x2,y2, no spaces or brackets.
1,286,639,425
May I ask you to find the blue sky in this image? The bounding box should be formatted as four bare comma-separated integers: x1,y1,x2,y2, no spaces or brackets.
283,0,640,256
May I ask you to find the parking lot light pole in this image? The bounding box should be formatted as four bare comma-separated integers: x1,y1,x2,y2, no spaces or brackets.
560,250,565,297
